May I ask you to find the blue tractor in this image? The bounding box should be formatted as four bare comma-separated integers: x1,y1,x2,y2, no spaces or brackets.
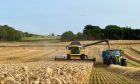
102,49,127,66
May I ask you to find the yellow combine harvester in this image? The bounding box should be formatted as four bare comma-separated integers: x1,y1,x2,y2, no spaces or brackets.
55,39,110,63
66,41,87,60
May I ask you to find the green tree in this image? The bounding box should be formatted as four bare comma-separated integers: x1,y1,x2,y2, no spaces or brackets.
75,32,85,40
0,27,7,40
52,33,55,36
105,25,121,40
83,25,101,40
0,25,22,41
61,31,74,41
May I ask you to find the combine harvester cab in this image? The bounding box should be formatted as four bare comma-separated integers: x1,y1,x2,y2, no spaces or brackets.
102,49,127,66
66,41,86,60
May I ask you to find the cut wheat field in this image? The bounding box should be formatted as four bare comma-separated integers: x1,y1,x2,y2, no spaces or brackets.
0,40,140,84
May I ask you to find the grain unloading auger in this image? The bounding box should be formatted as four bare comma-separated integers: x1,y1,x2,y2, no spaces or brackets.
55,39,110,63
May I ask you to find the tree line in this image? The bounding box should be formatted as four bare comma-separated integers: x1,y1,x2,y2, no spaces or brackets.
0,24,139,41
0,25,39,41
61,25,140,41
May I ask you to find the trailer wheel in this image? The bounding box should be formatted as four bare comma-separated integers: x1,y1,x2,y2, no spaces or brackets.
67,55,71,60
121,59,127,66
103,59,107,64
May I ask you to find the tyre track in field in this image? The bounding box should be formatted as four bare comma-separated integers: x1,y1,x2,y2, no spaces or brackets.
124,48,140,63
0,47,58,63
0,48,24,56
46,47,66,61
90,64,139,84
25,49,58,62
12,47,58,62
125,48,140,58
89,47,139,84
0,49,36,63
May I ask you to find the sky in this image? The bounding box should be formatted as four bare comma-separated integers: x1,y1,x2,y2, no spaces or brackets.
0,0,140,35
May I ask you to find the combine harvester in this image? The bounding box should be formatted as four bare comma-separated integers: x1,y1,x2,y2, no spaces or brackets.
55,39,110,64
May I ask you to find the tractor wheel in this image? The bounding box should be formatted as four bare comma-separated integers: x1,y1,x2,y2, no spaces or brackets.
121,59,127,66
93,58,96,65
80,55,86,60
113,58,117,64
107,59,113,65
67,55,71,60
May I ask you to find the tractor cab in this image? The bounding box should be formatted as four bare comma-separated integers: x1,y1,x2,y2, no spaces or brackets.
109,49,123,57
